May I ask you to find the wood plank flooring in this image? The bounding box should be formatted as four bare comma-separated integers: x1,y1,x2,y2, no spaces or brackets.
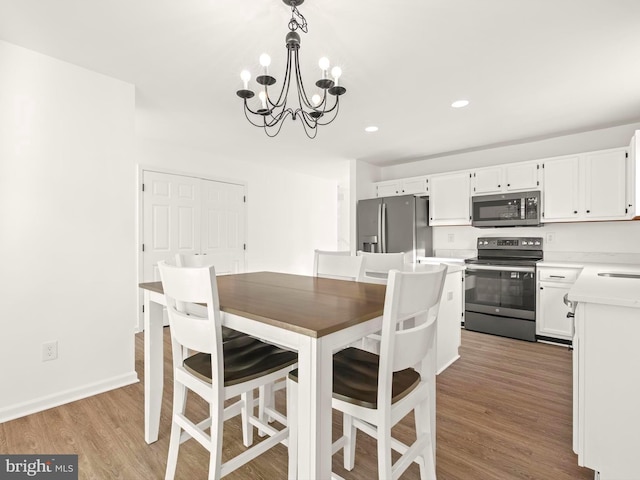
0,329,594,479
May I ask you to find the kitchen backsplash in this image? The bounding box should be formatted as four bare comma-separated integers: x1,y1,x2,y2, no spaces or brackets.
433,220,640,264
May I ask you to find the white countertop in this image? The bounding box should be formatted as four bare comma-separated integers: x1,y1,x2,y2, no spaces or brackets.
567,263,640,308
417,257,466,273
537,260,587,269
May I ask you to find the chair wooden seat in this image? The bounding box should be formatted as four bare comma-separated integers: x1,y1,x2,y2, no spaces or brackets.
221,325,248,342
185,337,298,387
289,347,420,409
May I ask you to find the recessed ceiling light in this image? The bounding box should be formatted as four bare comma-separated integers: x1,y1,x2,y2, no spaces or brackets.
365,126,379,133
451,99,470,108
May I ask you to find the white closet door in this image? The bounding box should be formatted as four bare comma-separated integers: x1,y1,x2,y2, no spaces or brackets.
142,171,201,283
201,180,246,274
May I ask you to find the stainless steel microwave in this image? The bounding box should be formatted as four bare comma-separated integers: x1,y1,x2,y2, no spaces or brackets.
471,191,541,227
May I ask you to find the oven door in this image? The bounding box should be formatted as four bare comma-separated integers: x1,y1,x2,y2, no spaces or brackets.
465,264,536,320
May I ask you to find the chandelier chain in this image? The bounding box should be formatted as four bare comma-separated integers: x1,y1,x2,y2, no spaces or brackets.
288,4,308,33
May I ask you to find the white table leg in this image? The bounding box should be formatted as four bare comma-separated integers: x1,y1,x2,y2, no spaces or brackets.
144,290,164,444
296,336,333,479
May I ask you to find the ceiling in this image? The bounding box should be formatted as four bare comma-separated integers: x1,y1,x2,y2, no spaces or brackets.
1,0,639,177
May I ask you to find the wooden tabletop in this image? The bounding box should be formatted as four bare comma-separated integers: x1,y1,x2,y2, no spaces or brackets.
139,271,387,338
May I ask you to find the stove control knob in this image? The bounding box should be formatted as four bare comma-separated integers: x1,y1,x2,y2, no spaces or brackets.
534,240,541,245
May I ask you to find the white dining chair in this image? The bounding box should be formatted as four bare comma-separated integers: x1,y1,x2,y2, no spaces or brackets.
175,253,212,267
158,261,298,479
287,265,448,480
313,249,365,281
175,253,245,343
357,251,406,284
356,251,407,352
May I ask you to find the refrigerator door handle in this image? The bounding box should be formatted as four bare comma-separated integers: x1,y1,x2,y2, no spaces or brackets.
381,203,387,253
377,203,382,253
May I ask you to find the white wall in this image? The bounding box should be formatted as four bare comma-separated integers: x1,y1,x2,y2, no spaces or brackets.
0,41,138,421
433,222,640,263
136,138,340,277
0,39,343,423
349,159,381,252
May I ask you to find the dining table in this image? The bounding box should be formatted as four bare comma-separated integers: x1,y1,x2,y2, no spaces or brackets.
139,271,388,479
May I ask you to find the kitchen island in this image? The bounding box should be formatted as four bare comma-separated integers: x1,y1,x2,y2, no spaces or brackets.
417,258,466,373
568,263,640,480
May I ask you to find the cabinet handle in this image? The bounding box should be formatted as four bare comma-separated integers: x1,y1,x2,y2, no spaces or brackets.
567,312,575,318
507,184,510,187
549,275,565,279
498,184,501,188
539,286,544,290
586,210,590,213
573,210,578,214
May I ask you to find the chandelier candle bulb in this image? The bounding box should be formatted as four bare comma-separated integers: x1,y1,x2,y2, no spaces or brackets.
240,70,251,90
319,57,330,76
331,66,342,85
259,53,271,75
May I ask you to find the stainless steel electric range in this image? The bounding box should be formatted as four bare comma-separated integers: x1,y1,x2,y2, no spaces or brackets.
464,237,543,342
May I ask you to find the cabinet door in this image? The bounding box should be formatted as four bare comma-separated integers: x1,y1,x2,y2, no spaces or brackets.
583,149,627,219
376,181,400,197
430,172,471,225
542,156,580,222
537,282,572,340
505,162,539,191
472,167,502,194
401,176,428,195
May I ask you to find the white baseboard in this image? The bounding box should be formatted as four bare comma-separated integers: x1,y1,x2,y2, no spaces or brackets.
0,372,139,424
437,354,460,375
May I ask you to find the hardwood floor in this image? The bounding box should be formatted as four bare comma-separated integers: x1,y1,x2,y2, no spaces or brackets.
1,329,594,479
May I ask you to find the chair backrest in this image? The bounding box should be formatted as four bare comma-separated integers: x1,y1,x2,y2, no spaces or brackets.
176,253,215,268
377,265,448,405
357,251,406,284
158,261,223,356
313,250,364,281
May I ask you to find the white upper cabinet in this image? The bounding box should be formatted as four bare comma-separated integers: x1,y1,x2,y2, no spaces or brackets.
429,171,471,226
583,149,627,220
375,176,429,197
542,148,629,223
504,162,540,191
472,162,540,195
471,167,502,194
541,155,581,222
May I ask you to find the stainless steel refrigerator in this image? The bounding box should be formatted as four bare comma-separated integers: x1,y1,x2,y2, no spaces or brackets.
357,195,432,263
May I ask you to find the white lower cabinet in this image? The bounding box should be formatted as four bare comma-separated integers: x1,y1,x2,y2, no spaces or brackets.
536,265,582,341
574,302,640,479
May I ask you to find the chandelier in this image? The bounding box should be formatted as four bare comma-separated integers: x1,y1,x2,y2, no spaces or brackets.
236,0,346,139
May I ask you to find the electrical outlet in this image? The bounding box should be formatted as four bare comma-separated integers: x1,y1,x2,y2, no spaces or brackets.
447,291,454,301
447,233,455,243
546,232,555,244
42,341,58,361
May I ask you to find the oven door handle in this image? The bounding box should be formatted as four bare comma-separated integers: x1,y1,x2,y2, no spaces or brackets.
465,264,535,273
